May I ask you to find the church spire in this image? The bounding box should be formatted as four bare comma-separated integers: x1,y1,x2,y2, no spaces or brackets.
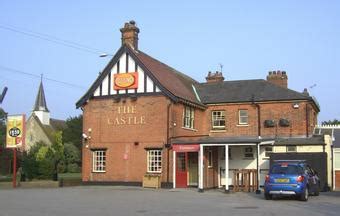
33,79,49,112
33,79,50,125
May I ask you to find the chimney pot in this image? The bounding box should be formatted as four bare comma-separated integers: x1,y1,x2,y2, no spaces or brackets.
266,70,288,88
120,20,140,50
206,71,225,83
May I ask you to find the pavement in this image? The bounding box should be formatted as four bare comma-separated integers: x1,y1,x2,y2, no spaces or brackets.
0,186,340,216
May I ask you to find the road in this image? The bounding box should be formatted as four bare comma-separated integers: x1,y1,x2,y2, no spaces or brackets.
0,186,339,216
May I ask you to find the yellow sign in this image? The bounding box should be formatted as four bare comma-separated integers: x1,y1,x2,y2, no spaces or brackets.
6,115,25,148
114,72,138,90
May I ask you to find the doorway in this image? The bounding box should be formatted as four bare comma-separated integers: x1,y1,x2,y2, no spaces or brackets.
175,152,198,188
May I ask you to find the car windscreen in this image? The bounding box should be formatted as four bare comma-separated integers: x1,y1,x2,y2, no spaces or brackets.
270,164,303,175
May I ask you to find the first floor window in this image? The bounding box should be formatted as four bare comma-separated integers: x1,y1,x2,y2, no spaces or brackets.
244,147,254,159
286,145,297,152
147,149,162,173
183,106,195,129
92,150,106,172
239,110,249,125
212,110,225,129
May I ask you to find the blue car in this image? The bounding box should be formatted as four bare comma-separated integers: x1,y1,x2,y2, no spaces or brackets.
264,160,320,201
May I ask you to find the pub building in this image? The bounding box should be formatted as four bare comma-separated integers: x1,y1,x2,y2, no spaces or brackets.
77,21,322,192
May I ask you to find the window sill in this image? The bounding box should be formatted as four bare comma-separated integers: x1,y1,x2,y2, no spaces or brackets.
181,127,197,132
210,129,226,133
237,124,249,127
92,171,106,173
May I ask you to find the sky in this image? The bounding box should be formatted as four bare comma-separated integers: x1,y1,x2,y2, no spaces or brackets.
0,0,339,123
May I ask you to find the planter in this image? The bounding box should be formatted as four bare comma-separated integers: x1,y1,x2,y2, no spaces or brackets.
142,174,161,189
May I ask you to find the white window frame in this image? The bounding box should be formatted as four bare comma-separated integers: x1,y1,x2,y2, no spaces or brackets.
238,109,249,125
212,110,226,130
147,149,162,173
286,145,297,152
183,106,195,129
92,150,106,173
244,147,254,159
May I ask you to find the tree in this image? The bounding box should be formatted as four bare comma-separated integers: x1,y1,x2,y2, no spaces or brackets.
322,119,340,125
64,142,81,173
62,115,82,151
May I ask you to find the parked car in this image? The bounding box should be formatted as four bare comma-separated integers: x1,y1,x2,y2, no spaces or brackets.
264,160,320,201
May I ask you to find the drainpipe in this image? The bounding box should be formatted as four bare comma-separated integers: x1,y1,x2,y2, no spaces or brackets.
166,101,172,187
306,104,310,137
252,95,262,194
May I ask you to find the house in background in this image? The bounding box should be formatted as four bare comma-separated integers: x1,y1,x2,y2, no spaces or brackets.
76,20,327,192
25,80,65,151
314,125,340,190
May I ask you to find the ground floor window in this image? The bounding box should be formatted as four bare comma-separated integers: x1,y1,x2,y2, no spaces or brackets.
92,150,106,172
244,147,254,159
208,150,213,168
286,145,297,152
264,146,273,158
147,149,162,173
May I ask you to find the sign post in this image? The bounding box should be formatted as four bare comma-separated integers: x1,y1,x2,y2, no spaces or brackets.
6,114,25,188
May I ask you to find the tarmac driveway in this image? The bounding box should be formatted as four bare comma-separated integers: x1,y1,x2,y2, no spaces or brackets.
0,186,339,216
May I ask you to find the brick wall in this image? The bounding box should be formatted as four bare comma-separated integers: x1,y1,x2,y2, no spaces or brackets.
82,95,173,183
200,101,317,138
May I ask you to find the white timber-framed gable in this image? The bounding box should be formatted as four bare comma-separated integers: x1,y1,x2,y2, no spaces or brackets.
91,47,162,98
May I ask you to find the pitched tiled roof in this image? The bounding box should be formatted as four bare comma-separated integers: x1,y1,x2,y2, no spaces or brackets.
134,50,203,106
76,45,205,108
76,45,319,111
195,79,315,104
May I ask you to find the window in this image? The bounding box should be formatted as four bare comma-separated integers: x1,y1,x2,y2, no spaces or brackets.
183,106,195,129
244,147,254,159
147,150,162,173
208,150,213,168
286,145,297,152
264,146,273,158
239,110,248,125
212,110,225,129
92,150,106,172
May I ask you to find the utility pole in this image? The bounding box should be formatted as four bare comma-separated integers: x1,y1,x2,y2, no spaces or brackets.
0,87,8,104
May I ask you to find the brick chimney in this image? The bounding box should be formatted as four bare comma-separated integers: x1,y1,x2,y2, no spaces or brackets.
266,70,288,88
120,20,140,50
206,71,225,83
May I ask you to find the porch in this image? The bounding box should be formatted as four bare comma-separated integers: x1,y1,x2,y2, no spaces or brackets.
172,140,274,192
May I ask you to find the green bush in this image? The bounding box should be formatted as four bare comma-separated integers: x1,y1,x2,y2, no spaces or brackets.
67,163,80,173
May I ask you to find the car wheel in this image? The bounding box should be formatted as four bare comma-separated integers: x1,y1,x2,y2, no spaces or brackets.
264,193,272,200
300,187,309,201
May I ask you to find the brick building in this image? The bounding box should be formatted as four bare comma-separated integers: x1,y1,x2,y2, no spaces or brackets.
76,21,322,191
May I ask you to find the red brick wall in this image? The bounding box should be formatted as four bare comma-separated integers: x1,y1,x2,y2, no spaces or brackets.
82,93,318,186
201,101,317,138
82,95,173,183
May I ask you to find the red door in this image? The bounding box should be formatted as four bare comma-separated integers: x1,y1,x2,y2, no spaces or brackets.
176,152,187,188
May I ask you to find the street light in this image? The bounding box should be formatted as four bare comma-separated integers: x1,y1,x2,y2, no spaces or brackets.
99,53,113,58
